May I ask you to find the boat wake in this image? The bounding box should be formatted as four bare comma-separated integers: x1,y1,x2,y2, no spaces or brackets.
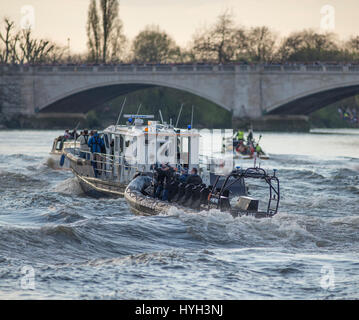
45,157,58,169
162,207,359,251
53,177,84,196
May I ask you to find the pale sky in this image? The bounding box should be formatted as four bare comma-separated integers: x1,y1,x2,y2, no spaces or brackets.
1,0,358,53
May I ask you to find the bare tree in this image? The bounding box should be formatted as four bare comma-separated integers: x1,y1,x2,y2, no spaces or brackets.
0,18,18,63
191,11,246,63
246,26,278,63
87,0,101,62
100,0,119,62
86,0,126,63
0,18,67,64
18,29,56,64
109,16,127,62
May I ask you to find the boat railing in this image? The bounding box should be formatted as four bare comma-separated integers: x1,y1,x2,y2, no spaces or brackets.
66,148,142,183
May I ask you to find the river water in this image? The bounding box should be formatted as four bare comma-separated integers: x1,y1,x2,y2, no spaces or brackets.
0,129,358,299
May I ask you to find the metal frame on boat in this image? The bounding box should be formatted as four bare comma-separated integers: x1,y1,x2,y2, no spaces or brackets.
208,167,280,217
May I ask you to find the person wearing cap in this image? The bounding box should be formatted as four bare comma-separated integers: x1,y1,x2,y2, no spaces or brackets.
179,167,189,183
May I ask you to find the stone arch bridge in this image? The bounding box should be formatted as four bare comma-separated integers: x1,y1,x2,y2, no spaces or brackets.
1,64,359,125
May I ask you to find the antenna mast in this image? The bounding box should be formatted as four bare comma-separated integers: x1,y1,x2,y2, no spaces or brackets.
159,109,164,124
175,103,184,128
115,97,127,127
190,105,194,128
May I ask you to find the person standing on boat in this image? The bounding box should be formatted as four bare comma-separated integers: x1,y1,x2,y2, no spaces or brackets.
88,130,105,178
154,163,174,201
77,129,90,160
179,167,189,183
236,129,244,142
255,143,262,155
154,164,166,199
247,128,254,145
63,129,71,140
163,164,175,201
71,129,79,140
185,167,202,185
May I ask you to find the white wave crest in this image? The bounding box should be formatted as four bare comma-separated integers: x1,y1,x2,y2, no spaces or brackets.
53,177,83,195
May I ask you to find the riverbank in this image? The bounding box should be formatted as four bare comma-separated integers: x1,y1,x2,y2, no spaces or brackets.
1,113,357,132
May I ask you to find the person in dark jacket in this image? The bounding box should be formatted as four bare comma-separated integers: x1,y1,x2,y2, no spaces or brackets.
179,167,189,183
154,163,174,200
185,167,202,185
88,131,105,177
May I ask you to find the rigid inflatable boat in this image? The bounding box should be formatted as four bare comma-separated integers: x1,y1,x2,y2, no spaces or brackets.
124,167,280,218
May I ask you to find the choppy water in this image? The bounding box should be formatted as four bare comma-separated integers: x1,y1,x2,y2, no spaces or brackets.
0,129,358,299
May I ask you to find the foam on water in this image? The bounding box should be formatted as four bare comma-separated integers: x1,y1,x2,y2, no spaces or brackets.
0,129,359,299
53,177,84,195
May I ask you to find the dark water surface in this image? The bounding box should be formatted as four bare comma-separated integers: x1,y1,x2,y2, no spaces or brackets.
0,129,358,299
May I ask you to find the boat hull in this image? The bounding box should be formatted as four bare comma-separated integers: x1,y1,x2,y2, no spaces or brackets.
75,172,126,198
64,149,126,198
234,153,270,160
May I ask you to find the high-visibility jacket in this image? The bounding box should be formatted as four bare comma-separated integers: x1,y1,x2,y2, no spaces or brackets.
236,130,244,140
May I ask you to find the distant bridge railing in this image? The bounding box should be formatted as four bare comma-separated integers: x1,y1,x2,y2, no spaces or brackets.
1,64,359,73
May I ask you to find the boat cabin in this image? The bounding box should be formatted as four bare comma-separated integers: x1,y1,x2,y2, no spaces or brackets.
99,115,201,184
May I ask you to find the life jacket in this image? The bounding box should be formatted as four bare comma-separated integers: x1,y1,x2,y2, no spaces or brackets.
89,135,103,153
237,131,244,140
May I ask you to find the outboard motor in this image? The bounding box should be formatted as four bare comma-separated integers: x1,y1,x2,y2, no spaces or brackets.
200,186,210,205
219,189,231,212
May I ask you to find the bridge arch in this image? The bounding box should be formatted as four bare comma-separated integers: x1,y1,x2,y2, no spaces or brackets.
266,81,359,115
38,79,232,114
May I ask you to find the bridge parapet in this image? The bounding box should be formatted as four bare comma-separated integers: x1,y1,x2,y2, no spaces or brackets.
2,64,359,74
